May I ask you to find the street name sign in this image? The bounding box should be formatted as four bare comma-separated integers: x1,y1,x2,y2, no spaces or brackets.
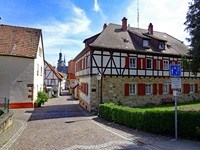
171,78,181,89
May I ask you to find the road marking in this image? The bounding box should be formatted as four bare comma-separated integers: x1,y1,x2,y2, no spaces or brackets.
65,140,136,150
1,119,27,150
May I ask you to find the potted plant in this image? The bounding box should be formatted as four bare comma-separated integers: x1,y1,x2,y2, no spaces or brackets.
34,98,41,108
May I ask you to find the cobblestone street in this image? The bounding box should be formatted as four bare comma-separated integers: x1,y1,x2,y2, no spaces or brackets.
1,91,200,150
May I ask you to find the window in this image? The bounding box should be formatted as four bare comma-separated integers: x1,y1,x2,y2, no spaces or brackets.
40,67,42,76
143,39,149,47
146,59,152,69
130,84,136,95
156,60,160,70
159,42,165,50
190,84,194,93
37,64,39,76
39,47,42,56
130,57,137,68
178,61,183,71
163,60,169,70
163,83,168,94
146,84,152,95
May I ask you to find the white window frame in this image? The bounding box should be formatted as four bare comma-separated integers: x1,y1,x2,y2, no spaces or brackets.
130,57,137,68
156,60,160,70
190,84,194,93
129,84,137,95
159,42,165,50
146,84,152,95
40,66,42,76
163,83,168,94
146,58,152,69
143,39,149,47
37,64,39,76
163,60,169,70
178,61,183,71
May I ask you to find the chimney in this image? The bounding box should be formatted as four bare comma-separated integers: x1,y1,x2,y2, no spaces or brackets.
148,23,153,34
122,17,127,30
103,23,107,30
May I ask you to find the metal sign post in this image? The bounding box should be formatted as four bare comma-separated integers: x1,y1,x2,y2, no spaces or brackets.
170,65,181,141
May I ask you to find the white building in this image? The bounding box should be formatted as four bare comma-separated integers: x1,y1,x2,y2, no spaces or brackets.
44,60,64,97
0,24,45,108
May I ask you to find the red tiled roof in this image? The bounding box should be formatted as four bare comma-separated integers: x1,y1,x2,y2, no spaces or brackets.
0,24,42,58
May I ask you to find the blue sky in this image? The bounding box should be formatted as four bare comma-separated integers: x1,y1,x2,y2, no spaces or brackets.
0,0,191,66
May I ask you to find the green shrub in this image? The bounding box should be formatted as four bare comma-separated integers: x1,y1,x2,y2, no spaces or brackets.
37,91,48,104
100,103,200,140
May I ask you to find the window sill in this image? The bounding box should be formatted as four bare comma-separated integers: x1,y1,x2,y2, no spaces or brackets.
146,93,152,95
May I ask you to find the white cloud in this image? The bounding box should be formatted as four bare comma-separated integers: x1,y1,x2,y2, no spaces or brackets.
94,0,100,12
35,4,92,65
126,0,191,45
93,0,107,21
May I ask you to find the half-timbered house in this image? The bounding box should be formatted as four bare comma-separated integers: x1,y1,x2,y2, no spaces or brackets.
44,60,64,97
74,17,200,112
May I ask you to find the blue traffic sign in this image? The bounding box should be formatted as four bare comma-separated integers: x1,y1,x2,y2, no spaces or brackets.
170,65,181,77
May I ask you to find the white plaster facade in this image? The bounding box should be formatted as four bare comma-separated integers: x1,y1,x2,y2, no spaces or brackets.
0,31,44,107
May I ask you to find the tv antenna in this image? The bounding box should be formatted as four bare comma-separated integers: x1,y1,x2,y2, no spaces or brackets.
137,0,139,28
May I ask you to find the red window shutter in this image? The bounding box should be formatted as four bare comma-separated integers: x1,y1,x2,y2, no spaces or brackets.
86,83,88,95
159,84,163,95
170,60,173,64
137,58,141,69
160,60,163,70
143,58,146,69
195,84,198,93
125,56,129,68
80,59,83,70
138,84,145,96
124,84,129,96
169,85,173,94
153,84,157,95
175,61,178,64
153,59,157,70
183,83,190,94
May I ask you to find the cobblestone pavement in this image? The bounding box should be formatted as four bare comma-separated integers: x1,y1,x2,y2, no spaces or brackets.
1,91,200,150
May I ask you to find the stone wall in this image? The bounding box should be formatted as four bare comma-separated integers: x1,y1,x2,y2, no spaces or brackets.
90,76,200,110
0,111,13,134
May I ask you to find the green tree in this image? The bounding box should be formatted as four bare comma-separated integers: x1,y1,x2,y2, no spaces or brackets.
184,0,200,74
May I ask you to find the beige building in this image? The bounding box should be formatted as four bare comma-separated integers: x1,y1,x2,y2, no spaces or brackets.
74,17,200,112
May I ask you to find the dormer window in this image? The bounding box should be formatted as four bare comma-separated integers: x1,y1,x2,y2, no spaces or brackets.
159,42,165,50
143,39,149,47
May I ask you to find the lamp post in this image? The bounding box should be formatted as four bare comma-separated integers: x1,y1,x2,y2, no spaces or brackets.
96,73,102,117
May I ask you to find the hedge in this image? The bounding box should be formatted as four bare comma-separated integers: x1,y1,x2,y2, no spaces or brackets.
100,103,200,140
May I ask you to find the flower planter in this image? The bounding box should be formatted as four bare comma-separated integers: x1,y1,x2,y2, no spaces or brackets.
34,103,41,108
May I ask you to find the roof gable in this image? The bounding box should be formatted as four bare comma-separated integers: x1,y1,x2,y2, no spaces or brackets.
87,23,189,56
0,24,42,58
45,60,63,80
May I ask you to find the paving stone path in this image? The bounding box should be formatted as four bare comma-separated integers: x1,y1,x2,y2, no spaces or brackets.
1,91,200,150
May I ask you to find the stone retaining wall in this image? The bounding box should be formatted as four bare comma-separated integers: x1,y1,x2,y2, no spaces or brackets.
0,111,13,134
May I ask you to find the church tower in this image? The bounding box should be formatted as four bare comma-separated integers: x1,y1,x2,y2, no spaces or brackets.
57,50,68,74
57,51,64,66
